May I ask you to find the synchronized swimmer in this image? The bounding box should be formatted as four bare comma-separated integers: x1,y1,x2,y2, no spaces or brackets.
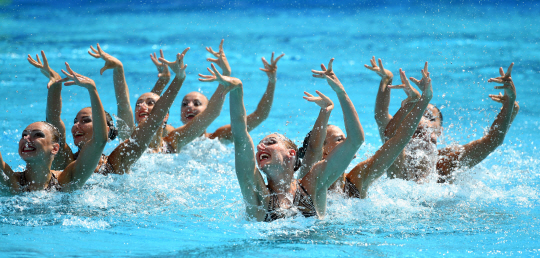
0,40,518,222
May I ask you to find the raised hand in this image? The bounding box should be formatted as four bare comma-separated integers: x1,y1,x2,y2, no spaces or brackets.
60,62,96,90
312,58,344,93
364,56,393,79
27,51,62,89
158,47,190,79
206,39,231,76
150,49,171,78
260,52,284,82
388,68,421,106
303,91,334,112
88,43,123,75
409,62,431,93
198,63,242,93
488,63,516,101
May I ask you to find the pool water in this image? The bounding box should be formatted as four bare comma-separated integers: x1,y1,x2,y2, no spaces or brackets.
1,1,539,256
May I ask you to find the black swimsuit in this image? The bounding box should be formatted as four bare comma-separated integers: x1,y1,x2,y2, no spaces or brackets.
343,177,361,198
264,181,317,222
19,172,61,192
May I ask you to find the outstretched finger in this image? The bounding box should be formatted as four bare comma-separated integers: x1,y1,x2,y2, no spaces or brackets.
377,58,384,71
399,69,408,83
261,57,270,67
494,85,509,90
219,39,224,52
270,52,275,63
180,47,190,56
96,43,105,55
199,73,214,79
27,55,40,67
40,51,49,67
210,63,222,79
423,62,428,74
488,77,503,83
498,67,505,77
303,91,314,98
88,45,100,58
150,53,161,66
505,62,514,77
388,84,405,89
61,69,74,79
410,77,420,85
158,57,174,66
159,49,165,59
370,56,376,67
315,90,329,100
274,53,284,64
327,58,334,72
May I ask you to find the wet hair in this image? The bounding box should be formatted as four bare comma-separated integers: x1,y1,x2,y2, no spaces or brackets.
428,104,443,127
105,111,118,141
39,121,61,145
82,107,118,141
273,133,302,171
294,131,311,171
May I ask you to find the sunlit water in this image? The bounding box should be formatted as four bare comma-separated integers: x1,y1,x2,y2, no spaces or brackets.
1,1,539,256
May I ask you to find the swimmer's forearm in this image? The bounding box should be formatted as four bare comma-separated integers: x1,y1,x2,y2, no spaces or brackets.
374,76,393,141
113,65,135,140
297,107,331,179
150,76,171,96
337,91,364,146
383,101,416,141
45,81,66,138
246,80,275,131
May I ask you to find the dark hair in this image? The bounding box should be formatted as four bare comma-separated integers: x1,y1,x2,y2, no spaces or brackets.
429,104,443,127
82,107,117,140
105,111,118,140
294,131,311,171
39,121,61,145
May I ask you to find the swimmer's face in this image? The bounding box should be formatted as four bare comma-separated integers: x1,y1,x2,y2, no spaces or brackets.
181,92,208,124
256,134,296,170
135,92,160,124
414,105,443,144
323,125,346,159
72,107,94,148
19,122,59,161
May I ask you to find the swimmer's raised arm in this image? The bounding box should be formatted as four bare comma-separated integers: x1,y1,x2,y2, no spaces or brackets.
88,43,134,140
438,63,518,182
107,50,189,173
162,62,232,152
302,59,364,217
150,49,171,95
296,90,334,179
349,68,433,197
365,57,393,142
209,52,284,141
384,66,424,140
57,63,107,191
213,68,268,220
28,51,73,170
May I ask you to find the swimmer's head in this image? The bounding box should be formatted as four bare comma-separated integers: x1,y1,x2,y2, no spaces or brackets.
414,104,443,144
256,133,298,176
19,121,60,162
135,92,160,125
181,92,208,124
72,107,117,148
323,125,346,159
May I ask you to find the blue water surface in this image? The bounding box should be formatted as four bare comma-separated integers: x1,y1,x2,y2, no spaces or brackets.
1,0,539,256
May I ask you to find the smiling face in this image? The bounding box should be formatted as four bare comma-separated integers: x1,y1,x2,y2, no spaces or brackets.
135,92,160,124
322,125,346,159
181,92,208,124
19,122,59,161
71,107,94,148
414,104,443,144
256,134,297,172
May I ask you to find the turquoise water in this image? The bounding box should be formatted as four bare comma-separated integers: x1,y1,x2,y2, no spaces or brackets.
1,1,540,256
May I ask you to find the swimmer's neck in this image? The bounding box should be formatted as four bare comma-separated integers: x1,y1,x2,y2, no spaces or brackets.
23,161,53,190
266,167,296,196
